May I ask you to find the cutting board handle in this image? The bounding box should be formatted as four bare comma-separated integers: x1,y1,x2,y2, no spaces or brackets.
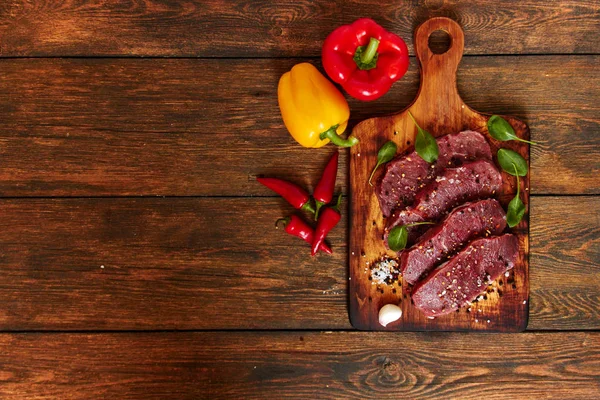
411,17,467,132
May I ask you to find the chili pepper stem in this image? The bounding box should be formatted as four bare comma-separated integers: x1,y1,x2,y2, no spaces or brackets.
275,217,291,228
360,37,380,65
333,193,342,211
320,126,359,147
314,201,324,220
301,199,316,214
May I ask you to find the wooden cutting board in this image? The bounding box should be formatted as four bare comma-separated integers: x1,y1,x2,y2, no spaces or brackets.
348,17,529,331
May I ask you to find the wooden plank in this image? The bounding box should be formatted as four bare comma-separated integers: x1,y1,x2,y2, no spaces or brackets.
349,18,529,331
528,196,600,330
0,56,597,197
0,331,598,399
0,1,598,57
0,197,349,330
0,196,597,331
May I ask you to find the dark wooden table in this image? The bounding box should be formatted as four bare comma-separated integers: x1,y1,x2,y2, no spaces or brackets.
0,1,598,398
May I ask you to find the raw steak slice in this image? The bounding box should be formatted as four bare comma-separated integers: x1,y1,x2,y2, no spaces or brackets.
411,234,519,317
376,130,492,217
384,159,503,246
401,199,507,285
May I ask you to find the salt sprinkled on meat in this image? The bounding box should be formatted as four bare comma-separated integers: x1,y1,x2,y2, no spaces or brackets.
400,199,507,285
384,159,503,248
412,234,519,317
375,130,493,217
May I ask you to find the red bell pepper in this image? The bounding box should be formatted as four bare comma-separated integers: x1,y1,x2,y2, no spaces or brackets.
322,18,409,101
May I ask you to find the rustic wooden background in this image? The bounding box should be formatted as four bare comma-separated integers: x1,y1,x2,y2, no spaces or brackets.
0,1,598,398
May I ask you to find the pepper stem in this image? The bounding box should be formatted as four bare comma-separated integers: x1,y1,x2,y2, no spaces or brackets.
314,200,324,220
302,199,316,215
332,193,342,212
361,37,380,65
320,126,359,148
275,217,291,229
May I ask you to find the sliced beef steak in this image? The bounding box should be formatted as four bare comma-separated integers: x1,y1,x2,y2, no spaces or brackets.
384,209,428,246
411,234,519,317
376,130,492,217
401,199,507,285
384,159,503,246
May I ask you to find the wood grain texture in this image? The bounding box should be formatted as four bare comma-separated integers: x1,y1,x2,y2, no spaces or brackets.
349,18,528,331
0,198,348,330
528,196,600,330
0,56,597,197
0,331,598,399
0,0,598,57
0,197,596,331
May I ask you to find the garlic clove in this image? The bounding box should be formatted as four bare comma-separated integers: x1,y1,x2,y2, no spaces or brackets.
378,304,402,327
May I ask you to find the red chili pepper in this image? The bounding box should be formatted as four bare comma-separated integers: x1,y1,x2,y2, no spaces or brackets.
257,177,315,214
313,150,339,219
322,18,409,101
276,216,332,255
311,194,342,256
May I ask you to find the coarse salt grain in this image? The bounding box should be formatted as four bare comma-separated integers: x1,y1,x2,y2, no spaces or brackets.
370,259,399,285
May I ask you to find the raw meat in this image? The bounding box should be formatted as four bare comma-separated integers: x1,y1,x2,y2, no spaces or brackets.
411,234,519,317
401,199,507,285
375,130,492,217
385,159,503,246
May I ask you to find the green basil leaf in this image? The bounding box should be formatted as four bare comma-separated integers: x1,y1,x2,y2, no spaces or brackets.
488,115,518,141
488,115,536,145
416,130,439,163
378,141,397,164
369,141,397,186
388,225,408,252
388,222,435,252
409,112,439,163
497,149,528,176
507,164,525,227
507,194,525,227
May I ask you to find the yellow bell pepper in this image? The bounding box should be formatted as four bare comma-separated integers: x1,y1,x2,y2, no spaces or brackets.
278,63,358,148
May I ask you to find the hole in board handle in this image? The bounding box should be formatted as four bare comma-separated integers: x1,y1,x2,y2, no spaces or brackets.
428,29,452,54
